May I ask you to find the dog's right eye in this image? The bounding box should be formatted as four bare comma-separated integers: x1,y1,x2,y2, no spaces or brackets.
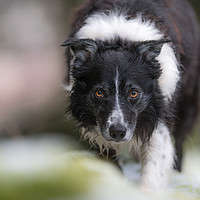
95,90,104,98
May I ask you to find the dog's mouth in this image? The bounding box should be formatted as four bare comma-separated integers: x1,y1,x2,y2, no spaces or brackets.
103,136,133,143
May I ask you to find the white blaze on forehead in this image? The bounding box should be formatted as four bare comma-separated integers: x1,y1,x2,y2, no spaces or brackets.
108,68,125,125
76,12,180,101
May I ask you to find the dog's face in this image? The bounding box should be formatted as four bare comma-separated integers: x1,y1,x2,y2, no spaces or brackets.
63,39,169,143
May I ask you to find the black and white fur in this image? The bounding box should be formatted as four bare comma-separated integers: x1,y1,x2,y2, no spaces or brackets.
62,0,200,191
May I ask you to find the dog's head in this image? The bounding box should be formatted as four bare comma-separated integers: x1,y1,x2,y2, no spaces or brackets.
62,38,170,144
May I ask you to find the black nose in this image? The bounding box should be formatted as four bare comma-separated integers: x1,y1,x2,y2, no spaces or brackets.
109,124,127,141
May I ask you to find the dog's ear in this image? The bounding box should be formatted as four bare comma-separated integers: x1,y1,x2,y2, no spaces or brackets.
61,38,97,68
137,39,171,61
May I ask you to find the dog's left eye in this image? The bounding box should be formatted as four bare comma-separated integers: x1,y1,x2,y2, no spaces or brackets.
95,90,104,98
130,89,139,98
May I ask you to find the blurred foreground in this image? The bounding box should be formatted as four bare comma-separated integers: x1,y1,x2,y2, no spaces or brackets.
0,137,199,200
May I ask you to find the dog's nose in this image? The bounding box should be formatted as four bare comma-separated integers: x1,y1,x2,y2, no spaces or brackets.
109,124,127,141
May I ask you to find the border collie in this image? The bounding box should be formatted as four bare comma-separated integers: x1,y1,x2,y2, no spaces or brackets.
62,0,200,191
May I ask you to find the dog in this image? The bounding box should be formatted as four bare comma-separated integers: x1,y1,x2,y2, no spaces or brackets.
62,0,200,191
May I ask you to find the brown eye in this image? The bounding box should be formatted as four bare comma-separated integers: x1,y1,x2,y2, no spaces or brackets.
95,90,104,98
130,90,138,98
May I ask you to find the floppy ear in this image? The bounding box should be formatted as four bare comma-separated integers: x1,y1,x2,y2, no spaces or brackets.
137,39,171,61
61,38,97,69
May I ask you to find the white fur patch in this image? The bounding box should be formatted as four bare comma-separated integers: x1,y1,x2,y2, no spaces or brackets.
76,12,180,101
76,13,163,41
81,127,142,157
